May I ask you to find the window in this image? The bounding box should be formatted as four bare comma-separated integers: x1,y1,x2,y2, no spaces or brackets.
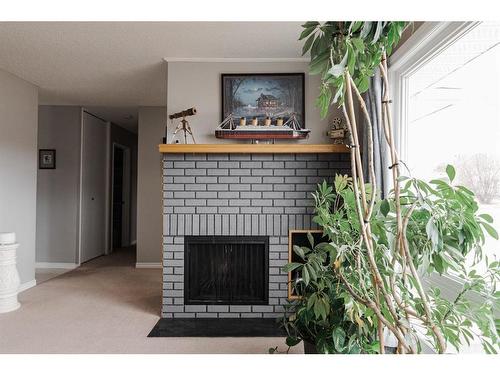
391,22,500,353
395,22,500,276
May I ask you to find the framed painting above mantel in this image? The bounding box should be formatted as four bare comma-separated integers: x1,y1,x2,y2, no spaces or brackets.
221,73,305,128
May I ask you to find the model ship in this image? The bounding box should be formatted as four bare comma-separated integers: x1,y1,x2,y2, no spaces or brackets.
215,113,311,140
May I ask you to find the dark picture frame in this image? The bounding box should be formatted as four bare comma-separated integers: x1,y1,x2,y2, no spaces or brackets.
221,73,305,127
39,149,56,169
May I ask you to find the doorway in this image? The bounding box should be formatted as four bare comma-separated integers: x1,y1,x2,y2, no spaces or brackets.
111,143,131,251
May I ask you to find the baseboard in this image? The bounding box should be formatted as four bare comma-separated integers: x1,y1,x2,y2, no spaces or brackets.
135,262,162,269
35,262,80,269
18,279,36,293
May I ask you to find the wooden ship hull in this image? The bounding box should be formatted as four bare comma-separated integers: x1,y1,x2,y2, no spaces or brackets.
215,126,310,140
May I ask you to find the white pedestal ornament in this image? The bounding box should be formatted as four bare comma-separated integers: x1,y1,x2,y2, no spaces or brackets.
0,232,21,313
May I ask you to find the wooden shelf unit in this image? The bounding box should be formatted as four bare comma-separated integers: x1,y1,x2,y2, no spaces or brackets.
158,143,349,154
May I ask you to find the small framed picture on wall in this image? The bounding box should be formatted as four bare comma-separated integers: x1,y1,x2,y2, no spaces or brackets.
39,149,56,169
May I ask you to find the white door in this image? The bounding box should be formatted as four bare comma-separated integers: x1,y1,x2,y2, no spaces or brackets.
80,112,108,263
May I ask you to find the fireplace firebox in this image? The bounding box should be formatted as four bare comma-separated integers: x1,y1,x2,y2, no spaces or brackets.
185,236,269,305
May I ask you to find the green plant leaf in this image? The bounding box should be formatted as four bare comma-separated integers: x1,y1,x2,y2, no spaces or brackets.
293,245,305,259
360,22,372,38
307,231,315,248
286,336,302,347
283,262,303,273
303,265,310,285
328,52,348,78
349,21,363,34
301,21,320,29
302,33,316,56
446,164,456,182
351,37,365,51
299,25,317,40
481,221,499,240
479,213,494,223
380,199,390,217
357,75,370,93
328,64,345,78
372,21,383,44
332,327,346,351
433,253,444,274
426,219,439,249
309,50,330,75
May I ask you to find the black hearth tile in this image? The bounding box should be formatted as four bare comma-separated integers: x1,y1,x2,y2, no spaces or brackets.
147,318,286,337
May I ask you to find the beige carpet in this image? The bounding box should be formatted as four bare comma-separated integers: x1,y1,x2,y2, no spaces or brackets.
0,247,301,354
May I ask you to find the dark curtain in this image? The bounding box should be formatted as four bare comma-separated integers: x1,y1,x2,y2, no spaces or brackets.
362,69,390,197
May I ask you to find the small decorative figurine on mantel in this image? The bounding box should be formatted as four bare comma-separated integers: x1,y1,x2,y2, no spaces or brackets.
327,117,349,145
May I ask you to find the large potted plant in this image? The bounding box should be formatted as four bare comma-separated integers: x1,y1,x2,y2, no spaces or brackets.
279,215,379,354
280,22,499,354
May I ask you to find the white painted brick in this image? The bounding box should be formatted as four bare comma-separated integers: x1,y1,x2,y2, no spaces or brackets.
230,184,250,191
251,169,273,176
219,176,239,184
219,161,240,169
197,161,218,168
241,207,261,214
229,305,251,313
240,313,263,318
185,305,207,313
207,305,229,313
218,313,240,318
208,169,229,176
185,154,206,161
252,305,274,313
196,176,218,184
263,313,282,318
164,305,184,313
165,274,183,282
174,313,196,318
196,313,218,318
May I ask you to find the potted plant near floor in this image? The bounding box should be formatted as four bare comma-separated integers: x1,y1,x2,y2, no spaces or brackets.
279,21,499,354
279,227,379,354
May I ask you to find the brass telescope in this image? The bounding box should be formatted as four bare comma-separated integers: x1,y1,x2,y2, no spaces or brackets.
169,107,197,120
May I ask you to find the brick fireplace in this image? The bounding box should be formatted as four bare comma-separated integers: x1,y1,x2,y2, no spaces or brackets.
161,149,350,318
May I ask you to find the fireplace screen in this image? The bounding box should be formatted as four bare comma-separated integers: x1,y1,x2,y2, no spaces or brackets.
184,236,269,305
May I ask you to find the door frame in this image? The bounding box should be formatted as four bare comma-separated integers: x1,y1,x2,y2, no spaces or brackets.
110,142,131,252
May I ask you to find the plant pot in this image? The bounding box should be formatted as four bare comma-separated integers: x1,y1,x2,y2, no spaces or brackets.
303,340,318,354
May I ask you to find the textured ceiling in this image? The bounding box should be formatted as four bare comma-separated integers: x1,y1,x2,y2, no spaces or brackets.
0,22,304,109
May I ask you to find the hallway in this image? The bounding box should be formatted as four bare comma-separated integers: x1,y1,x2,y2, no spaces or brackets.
0,247,298,354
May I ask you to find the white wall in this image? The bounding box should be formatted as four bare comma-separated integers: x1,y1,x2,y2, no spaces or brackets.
36,106,81,265
136,107,167,265
167,61,343,144
0,69,38,284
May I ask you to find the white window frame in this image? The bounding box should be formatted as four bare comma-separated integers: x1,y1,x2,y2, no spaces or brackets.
388,21,487,304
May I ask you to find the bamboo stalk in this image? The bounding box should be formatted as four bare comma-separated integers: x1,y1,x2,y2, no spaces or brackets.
344,72,369,215
343,71,410,352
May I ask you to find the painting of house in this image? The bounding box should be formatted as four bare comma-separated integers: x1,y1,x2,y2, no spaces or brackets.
222,73,305,126
256,93,279,109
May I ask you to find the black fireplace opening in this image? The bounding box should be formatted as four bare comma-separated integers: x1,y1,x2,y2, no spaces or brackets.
184,236,269,305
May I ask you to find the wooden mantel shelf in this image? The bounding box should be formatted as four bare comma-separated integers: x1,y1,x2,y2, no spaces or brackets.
158,143,349,154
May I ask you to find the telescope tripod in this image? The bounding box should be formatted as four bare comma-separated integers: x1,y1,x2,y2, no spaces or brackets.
169,118,196,144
